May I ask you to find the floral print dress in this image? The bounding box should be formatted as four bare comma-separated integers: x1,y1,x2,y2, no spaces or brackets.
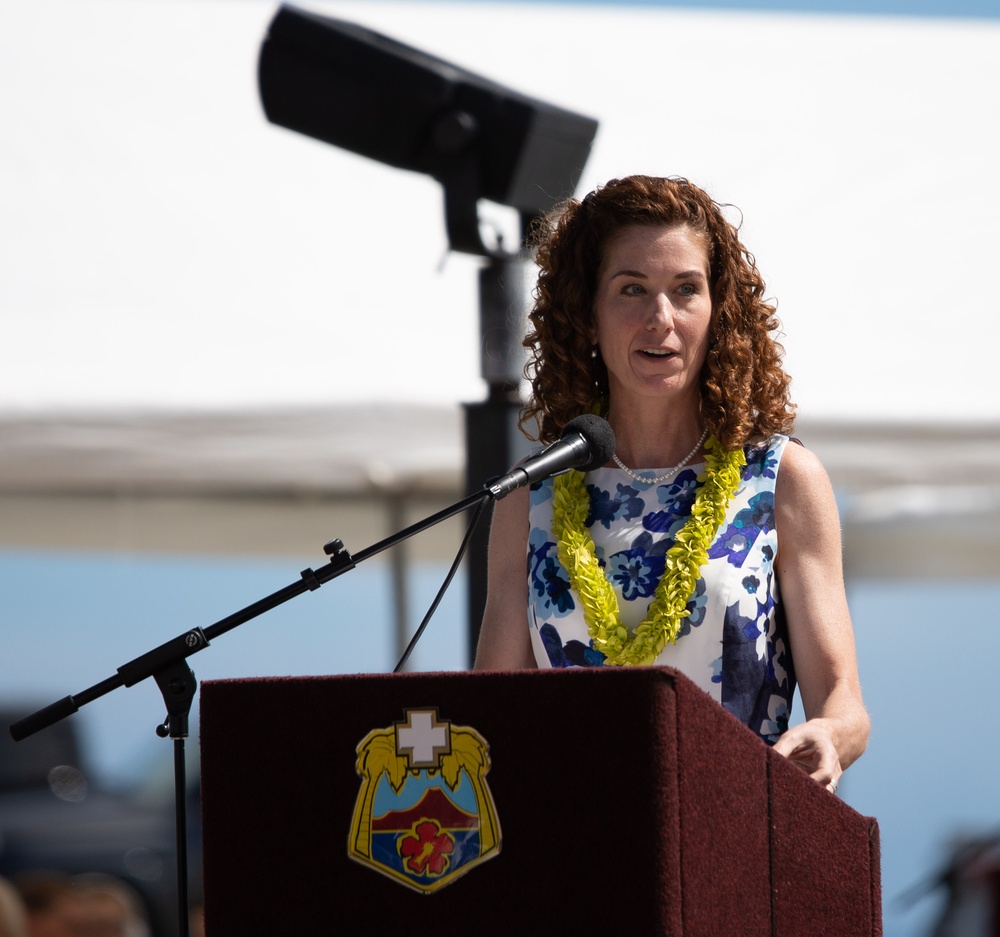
527,435,795,744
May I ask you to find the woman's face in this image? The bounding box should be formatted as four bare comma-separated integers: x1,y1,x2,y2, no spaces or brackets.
592,224,713,413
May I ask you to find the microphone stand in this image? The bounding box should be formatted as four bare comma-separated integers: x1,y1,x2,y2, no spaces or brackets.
9,485,494,937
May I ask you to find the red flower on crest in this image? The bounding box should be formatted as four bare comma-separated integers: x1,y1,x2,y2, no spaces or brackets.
398,819,456,876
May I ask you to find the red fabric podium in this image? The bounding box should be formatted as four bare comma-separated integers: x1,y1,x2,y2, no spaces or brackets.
199,667,881,935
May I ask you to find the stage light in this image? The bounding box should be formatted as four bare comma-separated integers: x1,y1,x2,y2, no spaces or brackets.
258,4,598,255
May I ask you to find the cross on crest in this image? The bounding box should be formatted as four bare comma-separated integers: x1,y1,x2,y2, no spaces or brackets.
396,709,451,768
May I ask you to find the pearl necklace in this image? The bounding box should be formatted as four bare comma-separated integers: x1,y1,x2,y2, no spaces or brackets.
611,427,709,485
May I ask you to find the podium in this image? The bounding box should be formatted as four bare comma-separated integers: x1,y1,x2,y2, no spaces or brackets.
199,667,881,935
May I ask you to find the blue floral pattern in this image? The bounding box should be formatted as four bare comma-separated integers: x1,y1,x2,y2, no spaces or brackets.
586,481,644,529
527,435,796,745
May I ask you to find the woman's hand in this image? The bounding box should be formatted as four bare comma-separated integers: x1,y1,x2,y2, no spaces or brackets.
773,718,843,794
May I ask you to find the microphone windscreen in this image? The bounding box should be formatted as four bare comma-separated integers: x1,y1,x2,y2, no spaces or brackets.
563,414,616,471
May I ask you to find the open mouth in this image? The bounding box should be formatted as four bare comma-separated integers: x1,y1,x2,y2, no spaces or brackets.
639,349,674,358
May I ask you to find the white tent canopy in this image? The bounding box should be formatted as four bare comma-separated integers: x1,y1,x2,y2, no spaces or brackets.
1,407,998,579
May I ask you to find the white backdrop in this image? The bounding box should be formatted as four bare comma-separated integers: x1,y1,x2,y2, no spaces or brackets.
2,0,999,422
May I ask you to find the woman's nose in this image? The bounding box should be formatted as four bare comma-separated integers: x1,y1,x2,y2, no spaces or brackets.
646,294,674,329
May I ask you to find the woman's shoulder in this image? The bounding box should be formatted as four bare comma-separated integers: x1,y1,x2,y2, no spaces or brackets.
738,434,836,515
743,433,825,475
769,435,838,525
772,435,828,478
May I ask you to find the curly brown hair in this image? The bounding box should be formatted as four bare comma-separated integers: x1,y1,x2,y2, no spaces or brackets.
522,175,795,450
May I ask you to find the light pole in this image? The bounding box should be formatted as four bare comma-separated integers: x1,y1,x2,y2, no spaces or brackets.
257,4,598,663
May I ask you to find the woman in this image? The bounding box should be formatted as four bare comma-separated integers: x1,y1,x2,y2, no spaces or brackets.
474,175,869,793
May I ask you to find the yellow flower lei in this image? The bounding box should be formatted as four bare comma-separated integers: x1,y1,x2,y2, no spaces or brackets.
550,437,746,666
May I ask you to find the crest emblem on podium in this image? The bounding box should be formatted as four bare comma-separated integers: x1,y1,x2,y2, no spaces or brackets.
348,708,501,893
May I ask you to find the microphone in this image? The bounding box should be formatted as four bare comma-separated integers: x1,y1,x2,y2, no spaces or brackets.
486,414,616,500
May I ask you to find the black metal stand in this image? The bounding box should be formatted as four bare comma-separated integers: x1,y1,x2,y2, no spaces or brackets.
153,660,197,937
8,485,494,937
464,251,535,661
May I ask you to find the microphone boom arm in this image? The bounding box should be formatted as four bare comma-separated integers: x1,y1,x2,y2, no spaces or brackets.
9,488,492,743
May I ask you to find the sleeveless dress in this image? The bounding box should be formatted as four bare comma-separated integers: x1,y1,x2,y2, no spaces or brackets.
527,435,795,744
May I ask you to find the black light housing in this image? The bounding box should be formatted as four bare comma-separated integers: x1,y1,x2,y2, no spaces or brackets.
258,5,598,255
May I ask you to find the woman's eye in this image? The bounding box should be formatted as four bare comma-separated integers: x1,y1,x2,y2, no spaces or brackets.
622,283,645,296
677,283,698,296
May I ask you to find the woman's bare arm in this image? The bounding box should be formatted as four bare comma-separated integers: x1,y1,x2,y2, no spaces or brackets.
473,485,536,670
772,442,871,790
